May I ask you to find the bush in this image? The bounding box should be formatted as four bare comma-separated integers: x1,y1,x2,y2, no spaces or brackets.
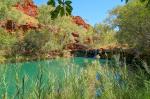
52,16,94,45
0,0,21,20
0,55,6,64
93,23,118,48
0,28,17,56
41,16,95,52
17,29,51,56
38,5,53,25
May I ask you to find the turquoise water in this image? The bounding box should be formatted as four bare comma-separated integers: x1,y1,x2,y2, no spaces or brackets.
0,57,108,97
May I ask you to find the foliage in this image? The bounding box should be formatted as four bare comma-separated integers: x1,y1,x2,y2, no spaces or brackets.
51,16,93,45
7,8,24,23
109,1,150,52
0,58,150,98
47,0,73,19
0,28,17,62
0,0,21,20
39,16,94,54
0,28,17,51
0,2,8,20
93,23,118,48
38,5,53,25
9,15,94,58
0,0,31,24
0,0,95,60
0,55,6,64
17,29,51,55
1,0,21,7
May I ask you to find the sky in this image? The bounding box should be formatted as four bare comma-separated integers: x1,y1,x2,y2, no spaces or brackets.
33,0,124,26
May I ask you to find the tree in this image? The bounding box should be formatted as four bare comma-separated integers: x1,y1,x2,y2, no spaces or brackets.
109,1,150,53
47,0,73,19
93,23,117,48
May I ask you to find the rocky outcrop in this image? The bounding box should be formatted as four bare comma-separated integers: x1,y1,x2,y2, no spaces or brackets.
15,0,38,17
66,17,92,50
71,32,79,38
0,20,39,32
65,43,89,50
18,23,39,32
72,16,90,29
0,0,39,32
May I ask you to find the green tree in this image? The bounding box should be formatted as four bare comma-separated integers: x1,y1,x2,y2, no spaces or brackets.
47,0,73,19
93,23,117,48
109,1,150,52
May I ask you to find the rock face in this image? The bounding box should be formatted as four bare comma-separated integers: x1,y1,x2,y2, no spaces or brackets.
15,0,38,17
72,16,90,29
0,0,39,32
1,20,39,32
65,16,92,51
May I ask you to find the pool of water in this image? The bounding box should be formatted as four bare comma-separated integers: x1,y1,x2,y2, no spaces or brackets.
0,57,108,97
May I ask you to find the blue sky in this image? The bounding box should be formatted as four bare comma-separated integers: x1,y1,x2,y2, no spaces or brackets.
34,0,124,26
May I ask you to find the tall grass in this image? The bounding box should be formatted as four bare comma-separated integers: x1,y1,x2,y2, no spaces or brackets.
0,58,150,99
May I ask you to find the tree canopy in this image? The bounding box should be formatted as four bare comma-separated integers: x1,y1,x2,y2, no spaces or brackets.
47,0,73,19
110,1,150,52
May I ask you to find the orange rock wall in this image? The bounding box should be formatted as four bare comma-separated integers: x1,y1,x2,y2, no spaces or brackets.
15,0,38,17
72,16,90,29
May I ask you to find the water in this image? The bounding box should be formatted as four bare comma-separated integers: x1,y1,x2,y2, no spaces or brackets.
0,57,108,97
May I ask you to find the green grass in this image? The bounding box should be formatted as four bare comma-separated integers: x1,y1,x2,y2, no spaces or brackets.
0,59,150,99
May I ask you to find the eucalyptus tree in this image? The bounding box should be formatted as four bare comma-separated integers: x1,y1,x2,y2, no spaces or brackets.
109,1,150,52
47,0,73,19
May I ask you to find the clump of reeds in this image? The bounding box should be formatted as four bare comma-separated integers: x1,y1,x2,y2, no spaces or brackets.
0,57,150,99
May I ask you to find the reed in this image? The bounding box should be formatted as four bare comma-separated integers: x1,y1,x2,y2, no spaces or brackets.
0,58,150,99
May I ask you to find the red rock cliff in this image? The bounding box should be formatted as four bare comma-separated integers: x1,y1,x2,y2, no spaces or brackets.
15,0,38,17
72,16,90,29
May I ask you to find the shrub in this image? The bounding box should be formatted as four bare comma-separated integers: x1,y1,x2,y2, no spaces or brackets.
38,5,53,25
19,29,51,56
0,28,17,55
93,23,118,48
